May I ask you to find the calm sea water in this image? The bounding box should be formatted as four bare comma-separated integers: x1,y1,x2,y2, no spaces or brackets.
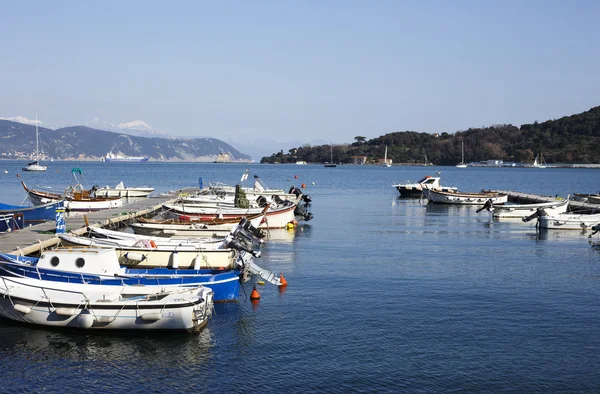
1,161,600,393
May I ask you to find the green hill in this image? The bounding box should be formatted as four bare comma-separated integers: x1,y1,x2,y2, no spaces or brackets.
261,106,600,165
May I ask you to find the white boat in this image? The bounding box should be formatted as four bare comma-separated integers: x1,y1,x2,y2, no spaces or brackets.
162,199,301,229
455,142,467,168
324,143,336,167
392,174,458,198
0,276,213,332
532,153,547,169
130,214,265,237
94,181,154,198
22,115,47,172
102,151,149,162
484,198,569,218
537,212,600,230
22,181,123,211
295,161,307,165
382,146,391,167
425,189,508,205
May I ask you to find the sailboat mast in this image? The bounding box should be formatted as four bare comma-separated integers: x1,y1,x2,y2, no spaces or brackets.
35,113,39,161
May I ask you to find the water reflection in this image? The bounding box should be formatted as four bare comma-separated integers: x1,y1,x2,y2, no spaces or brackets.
0,319,214,365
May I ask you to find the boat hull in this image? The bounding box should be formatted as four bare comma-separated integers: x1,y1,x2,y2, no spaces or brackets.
492,200,569,218
95,187,154,198
0,277,213,332
426,190,508,205
0,201,64,224
538,213,600,230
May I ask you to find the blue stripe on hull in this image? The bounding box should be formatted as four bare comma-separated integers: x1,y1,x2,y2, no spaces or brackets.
0,263,240,302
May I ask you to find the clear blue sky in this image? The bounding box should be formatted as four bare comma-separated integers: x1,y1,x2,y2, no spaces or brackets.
1,1,599,151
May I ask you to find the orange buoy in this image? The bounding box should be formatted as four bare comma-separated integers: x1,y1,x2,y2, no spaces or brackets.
250,286,261,300
294,175,298,179
301,183,306,188
279,273,288,287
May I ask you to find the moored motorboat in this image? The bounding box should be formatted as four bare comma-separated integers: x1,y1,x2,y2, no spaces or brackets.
425,189,508,205
0,200,64,224
535,212,600,230
21,181,122,212
0,248,244,302
0,275,213,332
94,181,154,198
479,198,569,218
392,175,458,198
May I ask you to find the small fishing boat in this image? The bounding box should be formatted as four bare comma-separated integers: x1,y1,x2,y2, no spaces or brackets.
478,198,569,218
0,275,213,332
0,248,245,302
162,198,303,228
535,212,600,230
425,189,508,205
94,181,154,198
392,174,458,198
131,213,265,237
0,214,23,233
0,200,64,224
22,181,122,212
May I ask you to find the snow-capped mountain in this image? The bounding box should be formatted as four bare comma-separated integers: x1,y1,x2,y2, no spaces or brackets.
118,120,152,131
85,118,168,138
0,116,43,126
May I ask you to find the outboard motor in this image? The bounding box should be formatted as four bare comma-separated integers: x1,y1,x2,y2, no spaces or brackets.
476,199,494,214
302,194,312,204
523,207,547,223
589,224,600,237
256,195,268,208
272,195,286,205
294,205,314,221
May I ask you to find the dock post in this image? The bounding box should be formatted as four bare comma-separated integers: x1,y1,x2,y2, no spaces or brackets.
55,208,66,234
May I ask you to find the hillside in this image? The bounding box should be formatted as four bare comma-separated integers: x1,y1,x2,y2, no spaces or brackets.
0,121,251,162
261,106,600,165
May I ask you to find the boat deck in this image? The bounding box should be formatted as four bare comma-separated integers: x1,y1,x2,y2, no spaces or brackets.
486,190,600,214
0,193,180,256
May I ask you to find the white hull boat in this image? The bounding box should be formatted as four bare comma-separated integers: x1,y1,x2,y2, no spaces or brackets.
490,199,569,218
95,181,154,198
392,175,458,198
162,201,298,229
425,189,508,205
22,115,47,172
0,276,213,332
538,212,600,230
130,214,264,237
22,181,122,211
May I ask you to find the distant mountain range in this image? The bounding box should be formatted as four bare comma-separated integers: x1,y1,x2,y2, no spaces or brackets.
0,119,251,162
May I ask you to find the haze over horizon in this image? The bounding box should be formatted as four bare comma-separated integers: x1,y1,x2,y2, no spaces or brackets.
2,1,599,160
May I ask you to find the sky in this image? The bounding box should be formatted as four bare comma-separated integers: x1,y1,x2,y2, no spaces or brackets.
1,1,600,160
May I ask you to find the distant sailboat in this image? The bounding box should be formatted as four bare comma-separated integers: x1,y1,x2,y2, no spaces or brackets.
382,145,391,167
422,149,432,166
456,142,467,168
324,143,336,168
532,153,547,169
22,114,47,172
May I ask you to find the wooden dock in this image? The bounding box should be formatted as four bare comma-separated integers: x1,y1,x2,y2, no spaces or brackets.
488,190,600,214
0,194,178,256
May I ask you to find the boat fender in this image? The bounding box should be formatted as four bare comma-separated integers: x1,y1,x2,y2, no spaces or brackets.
125,252,146,262
55,308,78,316
192,256,204,270
75,314,94,329
13,304,32,314
170,251,179,269
95,316,116,324
140,312,163,321
149,240,157,248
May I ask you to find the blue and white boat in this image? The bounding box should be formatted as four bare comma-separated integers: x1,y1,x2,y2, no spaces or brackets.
0,214,23,233
0,248,242,302
0,200,64,224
